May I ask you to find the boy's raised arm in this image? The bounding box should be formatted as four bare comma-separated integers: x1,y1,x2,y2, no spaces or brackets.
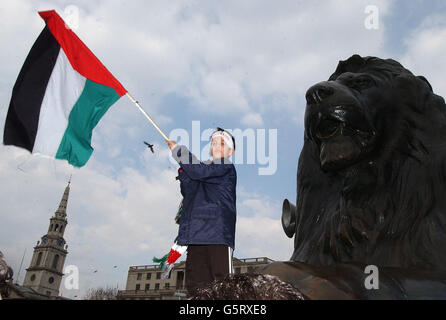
169,142,232,182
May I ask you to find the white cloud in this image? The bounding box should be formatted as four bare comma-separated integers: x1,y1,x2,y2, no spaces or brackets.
400,13,446,98
236,215,292,260
235,190,293,260
241,112,263,127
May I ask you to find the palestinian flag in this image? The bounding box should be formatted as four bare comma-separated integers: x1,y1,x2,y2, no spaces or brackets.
153,243,188,279
3,10,127,167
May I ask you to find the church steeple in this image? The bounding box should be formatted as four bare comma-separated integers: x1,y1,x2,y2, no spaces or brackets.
22,179,71,298
54,176,70,220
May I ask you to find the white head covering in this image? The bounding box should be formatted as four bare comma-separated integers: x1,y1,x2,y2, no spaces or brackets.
211,130,234,150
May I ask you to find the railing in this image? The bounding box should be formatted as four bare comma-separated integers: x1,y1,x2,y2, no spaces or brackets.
235,257,274,264
117,287,187,297
129,265,160,270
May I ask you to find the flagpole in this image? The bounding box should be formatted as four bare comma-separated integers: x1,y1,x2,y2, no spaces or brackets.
125,93,169,141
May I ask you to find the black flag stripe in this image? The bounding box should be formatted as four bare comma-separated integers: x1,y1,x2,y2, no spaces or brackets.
3,25,60,152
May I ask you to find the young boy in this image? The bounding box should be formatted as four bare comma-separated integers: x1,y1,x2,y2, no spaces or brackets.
166,127,237,296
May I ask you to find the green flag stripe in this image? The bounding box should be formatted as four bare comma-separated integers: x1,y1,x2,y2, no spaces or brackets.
55,79,120,167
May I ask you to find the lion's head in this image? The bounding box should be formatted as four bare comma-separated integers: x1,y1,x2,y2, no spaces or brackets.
291,55,446,270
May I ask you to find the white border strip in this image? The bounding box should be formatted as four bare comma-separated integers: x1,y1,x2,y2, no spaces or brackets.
228,246,234,274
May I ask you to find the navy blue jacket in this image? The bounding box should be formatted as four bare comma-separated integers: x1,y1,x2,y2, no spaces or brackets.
171,145,237,249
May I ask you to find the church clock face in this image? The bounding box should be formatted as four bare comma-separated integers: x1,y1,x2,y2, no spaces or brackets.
42,236,48,244
57,239,64,246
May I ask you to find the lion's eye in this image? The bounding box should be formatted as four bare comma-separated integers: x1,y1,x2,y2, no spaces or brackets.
354,77,374,90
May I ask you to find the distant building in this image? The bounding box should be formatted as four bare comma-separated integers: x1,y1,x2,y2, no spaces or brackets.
2,180,71,300
117,257,274,300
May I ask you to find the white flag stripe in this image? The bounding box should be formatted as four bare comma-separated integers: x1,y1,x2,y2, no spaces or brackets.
33,48,86,157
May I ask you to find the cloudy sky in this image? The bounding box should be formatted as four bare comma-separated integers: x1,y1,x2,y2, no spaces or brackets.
1,0,445,299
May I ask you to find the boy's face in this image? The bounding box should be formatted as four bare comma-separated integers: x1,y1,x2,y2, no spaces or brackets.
210,137,234,160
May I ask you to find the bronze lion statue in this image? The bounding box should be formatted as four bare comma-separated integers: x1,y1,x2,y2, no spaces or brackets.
192,55,446,299
261,54,446,299
290,54,446,268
